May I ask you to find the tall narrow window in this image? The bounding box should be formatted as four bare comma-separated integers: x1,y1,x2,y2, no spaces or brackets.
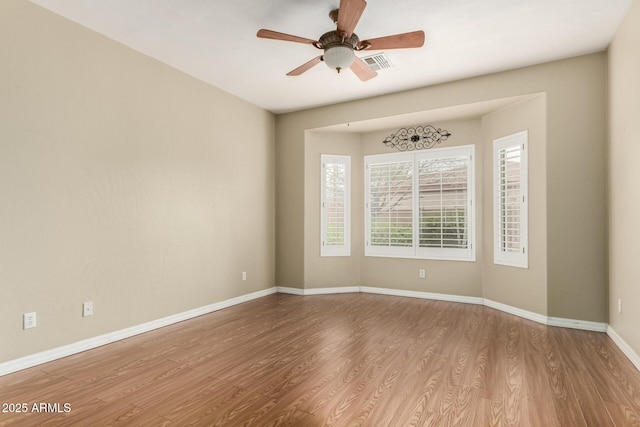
321,155,350,256
365,145,475,261
493,131,528,268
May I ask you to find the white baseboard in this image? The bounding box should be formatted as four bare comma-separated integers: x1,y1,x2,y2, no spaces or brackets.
607,326,640,372
0,287,278,377
360,286,483,305
277,286,360,296
483,298,549,325
548,316,607,332
475,299,608,332
278,285,482,305
303,286,360,295
276,286,305,296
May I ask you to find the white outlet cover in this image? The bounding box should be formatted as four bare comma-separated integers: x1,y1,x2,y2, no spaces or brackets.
23,312,36,329
83,302,94,317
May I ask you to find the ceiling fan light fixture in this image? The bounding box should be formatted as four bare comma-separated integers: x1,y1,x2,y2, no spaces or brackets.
323,45,355,73
256,0,425,80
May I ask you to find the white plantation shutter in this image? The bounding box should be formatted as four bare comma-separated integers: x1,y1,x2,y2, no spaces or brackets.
417,148,473,260
493,131,528,268
367,156,414,256
321,155,350,256
365,146,475,260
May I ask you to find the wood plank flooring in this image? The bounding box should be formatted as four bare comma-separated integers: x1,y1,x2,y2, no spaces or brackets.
1,293,640,426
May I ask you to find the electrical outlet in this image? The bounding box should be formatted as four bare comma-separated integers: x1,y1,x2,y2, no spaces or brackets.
618,298,622,314
23,312,36,329
83,301,94,317
242,271,247,281
419,269,426,279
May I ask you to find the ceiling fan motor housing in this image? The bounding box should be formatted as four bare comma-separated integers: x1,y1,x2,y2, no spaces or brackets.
318,31,360,72
318,30,360,50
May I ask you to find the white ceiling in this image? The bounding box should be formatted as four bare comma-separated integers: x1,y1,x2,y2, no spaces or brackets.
31,0,631,114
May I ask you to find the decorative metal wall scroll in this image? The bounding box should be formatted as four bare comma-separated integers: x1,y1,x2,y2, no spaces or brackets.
383,125,452,151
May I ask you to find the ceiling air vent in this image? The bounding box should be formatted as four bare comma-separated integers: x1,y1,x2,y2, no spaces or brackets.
361,53,393,71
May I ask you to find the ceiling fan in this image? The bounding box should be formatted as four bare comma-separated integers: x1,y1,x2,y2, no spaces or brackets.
256,0,425,81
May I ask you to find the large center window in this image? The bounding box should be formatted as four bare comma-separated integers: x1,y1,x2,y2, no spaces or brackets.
365,145,475,261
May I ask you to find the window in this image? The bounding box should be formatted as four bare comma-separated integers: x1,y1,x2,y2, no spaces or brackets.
367,154,414,256
321,155,350,256
365,145,475,261
493,131,528,268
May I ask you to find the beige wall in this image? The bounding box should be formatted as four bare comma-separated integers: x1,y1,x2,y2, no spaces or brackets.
545,60,608,323
277,53,608,323
276,116,305,289
482,95,548,314
304,131,362,289
0,1,275,363
609,0,640,355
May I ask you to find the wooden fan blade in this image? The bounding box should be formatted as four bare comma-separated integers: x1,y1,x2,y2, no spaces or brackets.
359,30,425,50
337,0,367,38
287,56,323,76
257,29,318,46
350,56,377,81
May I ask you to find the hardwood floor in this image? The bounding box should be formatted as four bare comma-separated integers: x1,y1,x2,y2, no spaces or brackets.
1,293,640,426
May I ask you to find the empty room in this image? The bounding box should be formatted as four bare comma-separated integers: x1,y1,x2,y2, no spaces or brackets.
1,0,640,425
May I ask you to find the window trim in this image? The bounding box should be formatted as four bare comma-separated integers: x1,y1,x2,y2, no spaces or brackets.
364,145,475,261
321,154,351,257
493,131,528,268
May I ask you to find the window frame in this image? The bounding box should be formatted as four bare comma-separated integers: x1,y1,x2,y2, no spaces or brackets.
493,131,528,268
320,154,351,257
364,145,475,261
